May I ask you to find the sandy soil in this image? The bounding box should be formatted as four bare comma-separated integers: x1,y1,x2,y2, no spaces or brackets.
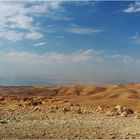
0,84,140,139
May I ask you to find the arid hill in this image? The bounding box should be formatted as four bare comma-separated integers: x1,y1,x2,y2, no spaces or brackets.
0,83,140,111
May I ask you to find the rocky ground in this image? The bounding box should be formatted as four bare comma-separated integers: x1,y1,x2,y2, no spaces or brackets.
1,113,140,139
1,84,140,139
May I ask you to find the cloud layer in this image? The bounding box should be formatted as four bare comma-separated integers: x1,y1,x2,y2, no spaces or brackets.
0,1,62,42
0,49,139,65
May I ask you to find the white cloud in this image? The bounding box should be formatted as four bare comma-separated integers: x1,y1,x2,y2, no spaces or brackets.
0,49,139,65
0,49,96,64
124,2,140,13
27,1,62,14
0,1,62,42
34,42,46,47
25,31,44,40
105,54,134,64
0,30,25,42
131,33,140,45
8,15,34,30
65,25,104,34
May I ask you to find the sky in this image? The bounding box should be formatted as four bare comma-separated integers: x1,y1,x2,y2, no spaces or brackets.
0,1,140,85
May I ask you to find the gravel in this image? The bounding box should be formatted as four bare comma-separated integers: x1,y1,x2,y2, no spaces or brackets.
0,110,140,139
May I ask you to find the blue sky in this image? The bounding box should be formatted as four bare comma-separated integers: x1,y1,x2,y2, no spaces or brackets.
1,1,140,85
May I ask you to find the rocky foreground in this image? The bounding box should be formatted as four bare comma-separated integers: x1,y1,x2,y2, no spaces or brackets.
1,84,140,139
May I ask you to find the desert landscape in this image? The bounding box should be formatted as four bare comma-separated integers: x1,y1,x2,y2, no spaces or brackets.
1,1,140,139
0,83,140,139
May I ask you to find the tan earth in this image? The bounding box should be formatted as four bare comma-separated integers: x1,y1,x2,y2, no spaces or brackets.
0,83,140,139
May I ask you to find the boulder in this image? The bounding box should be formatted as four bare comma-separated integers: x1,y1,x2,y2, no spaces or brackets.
115,105,134,117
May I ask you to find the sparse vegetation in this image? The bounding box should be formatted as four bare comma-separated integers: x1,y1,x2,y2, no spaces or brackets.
76,107,82,114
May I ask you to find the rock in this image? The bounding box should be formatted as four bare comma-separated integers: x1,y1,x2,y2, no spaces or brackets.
49,106,58,113
115,105,123,113
62,107,69,113
134,115,140,119
105,111,114,116
115,105,134,116
0,97,5,101
31,101,42,106
123,107,134,114
120,111,127,117
97,106,103,110
134,111,140,119
32,106,42,111
0,119,7,124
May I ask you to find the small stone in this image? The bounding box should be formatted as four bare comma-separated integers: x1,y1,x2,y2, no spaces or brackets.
120,111,127,117
32,106,41,111
106,111,114,116
63,107,69,113
134,113,140,119
97,106,102,110
41,132,46,136
0,119,7,124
